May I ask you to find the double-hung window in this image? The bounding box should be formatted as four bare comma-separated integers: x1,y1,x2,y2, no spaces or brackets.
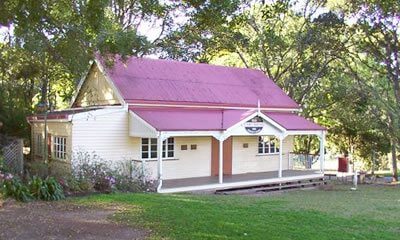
258,136,280,154
141,138,174,159
53,136,67,160
35,134,43,156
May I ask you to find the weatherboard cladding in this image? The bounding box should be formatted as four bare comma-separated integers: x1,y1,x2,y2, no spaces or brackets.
98,56,299,109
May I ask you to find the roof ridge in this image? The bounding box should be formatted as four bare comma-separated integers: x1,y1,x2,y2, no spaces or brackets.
98,54,264,73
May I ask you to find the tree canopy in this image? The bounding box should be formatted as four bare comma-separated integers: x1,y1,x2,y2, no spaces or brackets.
0,0,399,179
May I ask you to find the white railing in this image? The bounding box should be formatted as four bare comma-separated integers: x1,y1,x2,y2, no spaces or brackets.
289,152,320,170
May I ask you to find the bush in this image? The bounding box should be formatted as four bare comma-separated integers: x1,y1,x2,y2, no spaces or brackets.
71,151,156,193
1,173,64,202
29,176,65,201
2,177,33,202
26,162,49,179
0,154,8,173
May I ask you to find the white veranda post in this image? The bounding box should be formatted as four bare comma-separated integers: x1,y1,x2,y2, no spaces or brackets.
319,132,326,173
157,133,163,191
278,137,284,178
219,137,224,184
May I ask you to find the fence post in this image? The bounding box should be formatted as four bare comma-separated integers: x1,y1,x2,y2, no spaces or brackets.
19,139,24,174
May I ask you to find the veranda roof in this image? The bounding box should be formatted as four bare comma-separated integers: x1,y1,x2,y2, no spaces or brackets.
130,107,325,132
264,112,326,131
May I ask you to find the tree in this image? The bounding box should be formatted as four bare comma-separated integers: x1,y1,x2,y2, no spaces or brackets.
343,0,400,181
162,0,351,154
0,0,175,138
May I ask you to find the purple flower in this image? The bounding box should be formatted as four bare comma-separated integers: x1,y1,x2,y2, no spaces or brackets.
105,176,116,185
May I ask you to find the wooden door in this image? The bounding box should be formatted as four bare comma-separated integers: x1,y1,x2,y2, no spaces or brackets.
211,137,233,176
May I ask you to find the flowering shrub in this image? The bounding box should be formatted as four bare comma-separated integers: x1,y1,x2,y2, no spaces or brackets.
70,151,156,193
1,162,64,202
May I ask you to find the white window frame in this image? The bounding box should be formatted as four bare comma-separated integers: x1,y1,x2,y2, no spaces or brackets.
35,133,44,156
141,137,175,160
258,136,280,155
53,136,67,160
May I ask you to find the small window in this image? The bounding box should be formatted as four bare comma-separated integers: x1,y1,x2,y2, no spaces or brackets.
258,136,280,154
243,143,249,148
35,134,43,156
141,138,174,159
190,144,197,150
53,136,67,160
181,145,188,150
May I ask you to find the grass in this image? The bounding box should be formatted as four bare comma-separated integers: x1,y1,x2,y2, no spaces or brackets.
74,184,400,240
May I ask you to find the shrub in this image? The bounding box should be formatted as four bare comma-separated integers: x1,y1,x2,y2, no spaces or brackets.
26,162,49,178
0,154,8,173
1,173,64,202
2,177,33,202
71,151,156,193
29,176,65,201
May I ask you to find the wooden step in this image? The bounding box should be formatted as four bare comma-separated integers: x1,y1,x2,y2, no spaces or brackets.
216,178,327,195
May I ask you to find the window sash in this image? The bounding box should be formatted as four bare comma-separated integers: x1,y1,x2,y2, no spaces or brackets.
258,136,280,154
141,138,174,159
53,136,67,160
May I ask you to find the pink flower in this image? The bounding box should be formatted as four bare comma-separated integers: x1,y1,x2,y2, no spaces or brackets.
4,173,13,180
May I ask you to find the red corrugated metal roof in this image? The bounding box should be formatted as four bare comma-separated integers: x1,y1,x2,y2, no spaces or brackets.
27,108,98,121
264,112,326,131
131,107,253,131
98,56,299,109
130,107,324,131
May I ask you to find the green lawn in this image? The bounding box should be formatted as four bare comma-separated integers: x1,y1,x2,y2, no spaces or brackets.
75,185,400,240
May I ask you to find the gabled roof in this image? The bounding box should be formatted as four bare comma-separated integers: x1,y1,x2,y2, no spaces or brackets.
97,56,300,109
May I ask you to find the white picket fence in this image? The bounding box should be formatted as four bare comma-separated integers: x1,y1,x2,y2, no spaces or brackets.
1,138,24,174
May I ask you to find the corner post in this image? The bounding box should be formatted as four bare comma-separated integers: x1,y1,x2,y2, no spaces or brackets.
157,132,163,192
319,131,326,174
278,136,284,178
219,136,224,184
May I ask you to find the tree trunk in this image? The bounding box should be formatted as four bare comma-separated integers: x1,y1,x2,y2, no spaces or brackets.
371,150,375,175
391,138,398,182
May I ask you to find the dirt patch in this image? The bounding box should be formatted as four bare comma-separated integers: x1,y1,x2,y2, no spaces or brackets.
0,200,149,240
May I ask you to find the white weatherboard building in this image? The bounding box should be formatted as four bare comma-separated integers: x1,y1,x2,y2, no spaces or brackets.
28,56,326,193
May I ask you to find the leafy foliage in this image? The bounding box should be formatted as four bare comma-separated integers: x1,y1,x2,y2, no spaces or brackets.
1,172,64,202
29,176,65,201
0,0,175,138
70,151,155,194
2,177,33,202
0,0,399,177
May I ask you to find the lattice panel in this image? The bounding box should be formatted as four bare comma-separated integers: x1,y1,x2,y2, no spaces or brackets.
1,139,24,174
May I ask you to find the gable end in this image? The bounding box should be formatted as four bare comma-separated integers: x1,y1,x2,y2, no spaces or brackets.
71,62,124,108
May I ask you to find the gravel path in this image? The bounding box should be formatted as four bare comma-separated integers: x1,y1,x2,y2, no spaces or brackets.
0,200,148,240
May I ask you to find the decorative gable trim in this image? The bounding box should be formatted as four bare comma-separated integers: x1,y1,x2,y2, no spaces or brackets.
69,59,126,108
